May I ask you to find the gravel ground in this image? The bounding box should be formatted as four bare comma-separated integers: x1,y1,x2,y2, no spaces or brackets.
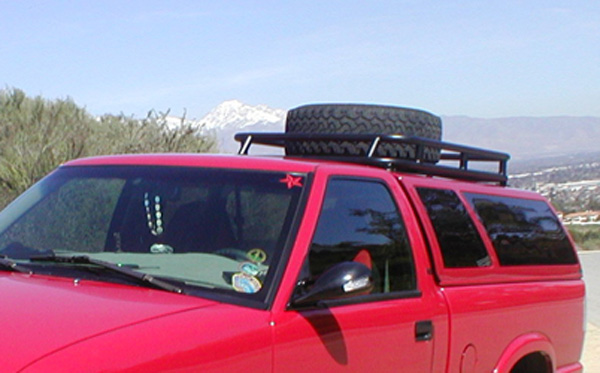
582,323,600,371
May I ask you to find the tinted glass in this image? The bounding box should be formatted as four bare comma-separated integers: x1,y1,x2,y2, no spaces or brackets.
0,166,306,302
464,193,577,265
417,188,490,268
307,179,415,293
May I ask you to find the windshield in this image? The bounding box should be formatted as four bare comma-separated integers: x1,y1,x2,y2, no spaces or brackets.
0,165,307,305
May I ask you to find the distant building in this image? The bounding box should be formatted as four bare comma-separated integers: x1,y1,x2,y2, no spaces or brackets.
562,211,600,225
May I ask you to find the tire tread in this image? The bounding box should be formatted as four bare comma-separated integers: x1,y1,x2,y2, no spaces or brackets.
285,104,442,162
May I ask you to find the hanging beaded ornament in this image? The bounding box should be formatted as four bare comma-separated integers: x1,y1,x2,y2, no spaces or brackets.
144,192,164,236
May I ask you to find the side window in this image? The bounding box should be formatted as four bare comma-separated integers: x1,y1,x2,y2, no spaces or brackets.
416,187,490,268
308,178,415,293
464,193,578,265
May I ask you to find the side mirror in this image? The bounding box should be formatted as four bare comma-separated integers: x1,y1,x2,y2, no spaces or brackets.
292,261,373,307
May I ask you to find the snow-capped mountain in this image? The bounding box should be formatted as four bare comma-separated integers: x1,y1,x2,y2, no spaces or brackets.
171,99,600,159
199,100,286,153
202,100,286,131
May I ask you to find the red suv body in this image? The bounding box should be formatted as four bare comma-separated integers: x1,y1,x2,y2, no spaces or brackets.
0,149,584,372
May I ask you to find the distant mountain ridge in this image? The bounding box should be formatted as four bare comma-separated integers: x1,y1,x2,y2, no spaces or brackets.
186,101,600,161
193,101,600,160
441,115,600,160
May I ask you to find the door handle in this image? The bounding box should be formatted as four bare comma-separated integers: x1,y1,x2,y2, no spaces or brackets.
415,320,433,341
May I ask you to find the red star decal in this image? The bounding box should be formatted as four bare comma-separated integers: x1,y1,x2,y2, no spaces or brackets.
280,174,303,189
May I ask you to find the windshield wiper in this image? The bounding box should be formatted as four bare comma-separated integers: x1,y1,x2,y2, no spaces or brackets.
0,256,33,274
30,255,183,294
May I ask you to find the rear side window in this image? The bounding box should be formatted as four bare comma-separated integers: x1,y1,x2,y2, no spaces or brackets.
416,188,490,268
464,193,577,265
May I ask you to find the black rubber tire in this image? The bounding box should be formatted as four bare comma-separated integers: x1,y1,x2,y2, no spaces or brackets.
285,104,442,162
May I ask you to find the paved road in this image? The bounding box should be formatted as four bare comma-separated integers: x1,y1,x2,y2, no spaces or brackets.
580,251,600,326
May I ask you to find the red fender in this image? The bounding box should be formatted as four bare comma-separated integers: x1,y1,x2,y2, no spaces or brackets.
493,333,555,373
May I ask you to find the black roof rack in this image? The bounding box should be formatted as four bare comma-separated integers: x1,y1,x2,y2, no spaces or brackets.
234,132,510,186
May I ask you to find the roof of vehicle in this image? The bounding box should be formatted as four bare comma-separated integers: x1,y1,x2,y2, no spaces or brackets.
63,153,522,199
63,153,320,173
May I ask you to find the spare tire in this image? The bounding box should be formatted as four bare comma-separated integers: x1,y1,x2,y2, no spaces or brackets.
285,104,442,162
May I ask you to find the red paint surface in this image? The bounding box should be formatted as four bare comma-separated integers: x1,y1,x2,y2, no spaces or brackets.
0,154,584,372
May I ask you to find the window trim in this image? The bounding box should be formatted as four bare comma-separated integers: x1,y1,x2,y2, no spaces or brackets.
262,172,314,309
463,191,578,267
290,175,420,309
415,186,492,269
0,165,314,311
400,175,582,286
290,290,423,311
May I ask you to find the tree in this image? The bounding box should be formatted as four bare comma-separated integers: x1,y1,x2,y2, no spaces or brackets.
0,88,216,208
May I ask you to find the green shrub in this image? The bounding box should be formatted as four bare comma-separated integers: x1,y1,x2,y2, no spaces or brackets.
567,225,600,251
0,88,216,208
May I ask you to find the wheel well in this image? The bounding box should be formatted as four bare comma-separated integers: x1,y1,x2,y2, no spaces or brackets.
510,352,552,373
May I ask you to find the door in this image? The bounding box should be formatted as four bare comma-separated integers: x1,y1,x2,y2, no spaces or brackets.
273,177,443,372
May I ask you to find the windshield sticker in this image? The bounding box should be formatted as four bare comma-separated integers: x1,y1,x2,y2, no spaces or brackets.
247,248,267,264
280,174,303,189
232,273,262,293
239,262,260,276
150,243,174,254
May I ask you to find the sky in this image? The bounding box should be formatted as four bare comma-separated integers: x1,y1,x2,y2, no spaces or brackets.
2,1,599,119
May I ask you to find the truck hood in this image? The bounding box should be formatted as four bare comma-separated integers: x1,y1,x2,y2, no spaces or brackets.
0,272,218,372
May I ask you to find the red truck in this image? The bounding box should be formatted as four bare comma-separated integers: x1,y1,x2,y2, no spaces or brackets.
0,104,584,372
